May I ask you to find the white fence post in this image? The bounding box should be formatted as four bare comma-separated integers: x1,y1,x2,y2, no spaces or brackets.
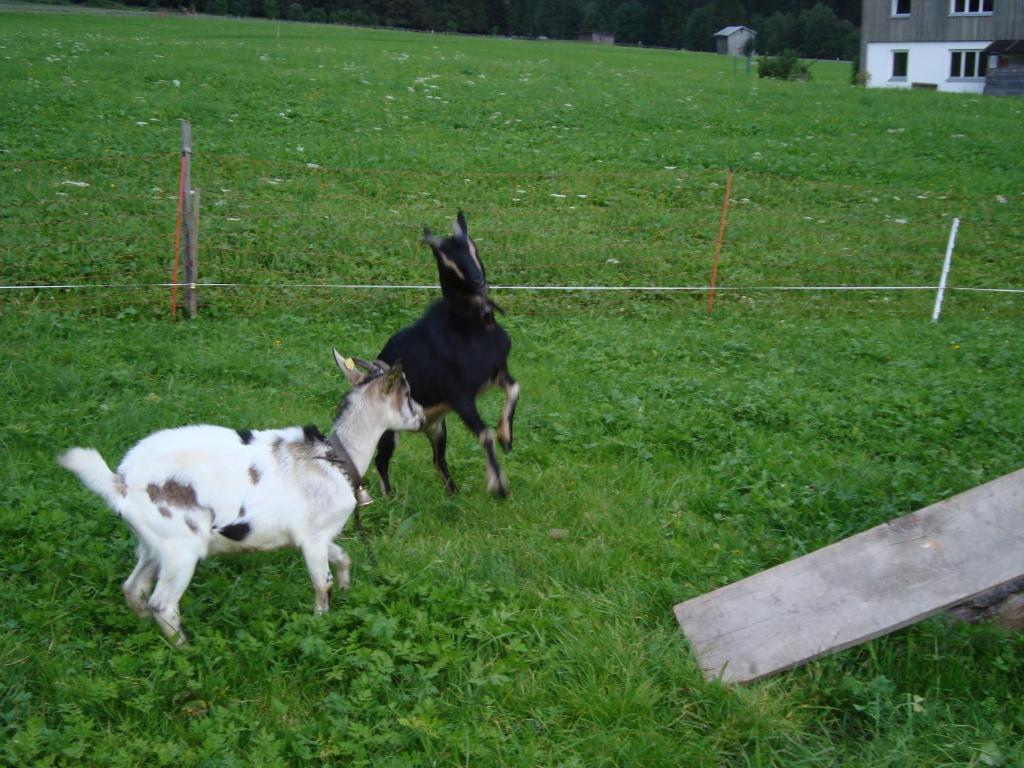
931,217,960,323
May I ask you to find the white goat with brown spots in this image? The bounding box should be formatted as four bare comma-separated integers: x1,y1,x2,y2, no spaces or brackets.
58,351,424,645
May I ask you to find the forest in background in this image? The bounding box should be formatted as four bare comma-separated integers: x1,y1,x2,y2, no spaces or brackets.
86,0,861,59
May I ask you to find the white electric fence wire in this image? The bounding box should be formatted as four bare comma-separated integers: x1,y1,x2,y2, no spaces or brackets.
2,283,1022,293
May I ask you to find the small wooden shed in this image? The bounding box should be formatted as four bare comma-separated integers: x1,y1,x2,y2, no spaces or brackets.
714,26,756,56
579,31,615,44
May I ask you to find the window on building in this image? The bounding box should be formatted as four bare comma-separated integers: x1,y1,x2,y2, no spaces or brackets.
950,49,988,77
893,0,911,15
892,50,908,79
951,0,992,14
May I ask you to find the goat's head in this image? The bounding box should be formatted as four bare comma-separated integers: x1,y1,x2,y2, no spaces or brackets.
423,211,502,325
333,349,425,432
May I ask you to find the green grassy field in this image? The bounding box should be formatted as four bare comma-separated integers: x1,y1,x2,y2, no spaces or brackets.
2,7,1024,767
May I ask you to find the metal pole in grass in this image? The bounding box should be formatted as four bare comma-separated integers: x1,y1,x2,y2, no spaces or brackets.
187,188,199,318
181,120,195,319
707,167,734,315
931,217,960,323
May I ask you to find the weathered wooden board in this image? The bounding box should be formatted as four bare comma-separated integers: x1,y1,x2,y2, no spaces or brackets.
674,468,1024,684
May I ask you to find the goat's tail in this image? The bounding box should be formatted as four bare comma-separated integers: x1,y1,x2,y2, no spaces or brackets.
58,447,125,513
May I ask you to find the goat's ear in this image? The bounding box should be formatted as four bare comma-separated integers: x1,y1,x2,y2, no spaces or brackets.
453,211,468,238
384,361,404,391
333,348,363,386
422,226,442,251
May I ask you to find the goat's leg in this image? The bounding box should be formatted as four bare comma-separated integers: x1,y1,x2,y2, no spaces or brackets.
123,543,158,619
147,550,199,646
425,418,458,494
327,542,352,592
496,369,520,453
453,399,508,498
302,541,334,615
374,430,398,495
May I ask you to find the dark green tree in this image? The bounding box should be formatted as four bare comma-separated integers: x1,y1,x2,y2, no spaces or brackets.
757,10,799,54
613,1,647,42
798,3,855,58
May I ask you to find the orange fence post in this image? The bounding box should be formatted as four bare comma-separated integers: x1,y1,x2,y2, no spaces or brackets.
706,167,733,315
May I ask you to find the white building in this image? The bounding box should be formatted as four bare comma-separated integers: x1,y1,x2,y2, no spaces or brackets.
860,0,1024,94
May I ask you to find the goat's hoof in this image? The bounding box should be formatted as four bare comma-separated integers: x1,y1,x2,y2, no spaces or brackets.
490,481,509,499
498,436,513,453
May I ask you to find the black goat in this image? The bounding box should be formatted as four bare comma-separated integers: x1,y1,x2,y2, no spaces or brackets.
374,211,519,497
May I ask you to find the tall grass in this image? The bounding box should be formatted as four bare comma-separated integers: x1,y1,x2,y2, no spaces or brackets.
1,8,1023,767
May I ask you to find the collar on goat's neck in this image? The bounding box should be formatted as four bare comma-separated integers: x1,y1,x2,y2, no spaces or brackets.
322,432,373,509
324,395,382,508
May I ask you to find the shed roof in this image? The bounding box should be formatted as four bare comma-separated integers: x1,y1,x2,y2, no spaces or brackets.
714,26,755,37
982,39,1024,55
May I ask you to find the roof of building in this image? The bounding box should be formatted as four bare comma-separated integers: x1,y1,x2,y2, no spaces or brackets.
982,39,1024,55
714,26,756,37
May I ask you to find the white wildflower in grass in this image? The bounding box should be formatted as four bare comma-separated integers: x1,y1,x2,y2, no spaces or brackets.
305,163,320,169
996,195,1008,204
607,258,620,264
576,194,588,199
172,79,180,87
550,193,566,198
664,166,677,170
135,121,148,127
61,180,89,188
296,145,304,153
887,127,904,134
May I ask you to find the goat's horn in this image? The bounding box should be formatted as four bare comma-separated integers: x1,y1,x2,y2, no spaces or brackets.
422,227,442,249
353,357,375,372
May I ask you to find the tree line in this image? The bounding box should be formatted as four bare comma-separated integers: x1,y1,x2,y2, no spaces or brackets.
112,0,861,60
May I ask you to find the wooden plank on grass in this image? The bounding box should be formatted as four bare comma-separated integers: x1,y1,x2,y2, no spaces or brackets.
674,468,1024,684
